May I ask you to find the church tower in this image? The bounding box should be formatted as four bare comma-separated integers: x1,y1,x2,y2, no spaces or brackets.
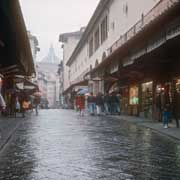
42,44,59,64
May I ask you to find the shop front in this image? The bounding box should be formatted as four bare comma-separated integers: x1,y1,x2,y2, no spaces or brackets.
120,87,129,115
175,79,180,89
140,81,153,119
91,77,104,96
129,85,139,116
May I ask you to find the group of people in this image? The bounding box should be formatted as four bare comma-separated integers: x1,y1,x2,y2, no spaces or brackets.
156,85,180,128
0,93,40,118
75,85,180,129
75,92,121,116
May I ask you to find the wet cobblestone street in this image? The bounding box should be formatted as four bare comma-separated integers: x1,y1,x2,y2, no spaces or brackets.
0,110,180,180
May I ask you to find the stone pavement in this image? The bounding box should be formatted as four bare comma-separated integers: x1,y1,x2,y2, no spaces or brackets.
112,115,180,141
0,110,180,179
0,114,24,151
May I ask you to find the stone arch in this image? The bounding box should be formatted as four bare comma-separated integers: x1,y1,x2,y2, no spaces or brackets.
102,51,107,61
95,59,99,67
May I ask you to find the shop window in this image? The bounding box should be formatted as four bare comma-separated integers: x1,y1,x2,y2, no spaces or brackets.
141,82,153,118
120,87,129,115
176,80,180,89
101,15,108,44
129,86,139,105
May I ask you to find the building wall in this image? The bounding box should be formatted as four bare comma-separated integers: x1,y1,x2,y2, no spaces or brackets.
63,36,81,91
56,75,60,103
69,0,160,85
28,31,40,82
46,81,56,107
70,45,89,85
29,39,36,62
37,62,59,108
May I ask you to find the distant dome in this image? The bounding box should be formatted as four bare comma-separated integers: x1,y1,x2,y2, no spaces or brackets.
42,44,59,64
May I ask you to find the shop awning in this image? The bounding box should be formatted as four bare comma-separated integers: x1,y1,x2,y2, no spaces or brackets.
24,80,38,91
13,75,39,95
0,0,35,76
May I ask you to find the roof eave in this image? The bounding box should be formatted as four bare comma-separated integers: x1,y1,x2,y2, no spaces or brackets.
66,0,110,66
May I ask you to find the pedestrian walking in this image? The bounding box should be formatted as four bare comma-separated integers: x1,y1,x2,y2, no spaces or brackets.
87,93,96,115
33,97,40,116
173,88,180,128
0,93,6,114
104,93,110,115
161,85,171,128
76,95,85,116
15,97,20,117
110,93,120,115
155,92,162,122
96,92,104,116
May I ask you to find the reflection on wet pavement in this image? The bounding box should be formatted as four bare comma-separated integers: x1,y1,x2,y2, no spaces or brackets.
0,110,180,180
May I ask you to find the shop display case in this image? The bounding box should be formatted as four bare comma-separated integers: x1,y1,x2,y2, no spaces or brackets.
141,82,153,119
120,87,129,115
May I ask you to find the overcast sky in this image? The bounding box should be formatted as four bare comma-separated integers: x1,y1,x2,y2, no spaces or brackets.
19,0,100,61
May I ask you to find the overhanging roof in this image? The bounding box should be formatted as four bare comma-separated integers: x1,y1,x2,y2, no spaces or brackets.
0,0,35,76
90,0,180,77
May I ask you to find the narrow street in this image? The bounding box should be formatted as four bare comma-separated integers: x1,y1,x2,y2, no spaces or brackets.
0,110,180,180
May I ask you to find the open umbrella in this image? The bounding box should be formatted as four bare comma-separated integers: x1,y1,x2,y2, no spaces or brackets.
77,89,88,95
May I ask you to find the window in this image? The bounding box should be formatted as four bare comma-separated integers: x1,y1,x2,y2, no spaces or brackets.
111,21,115,31
101,16,108,44
89,37,94,57
95,27,100,50
68,70,71,80
123,3,128,16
